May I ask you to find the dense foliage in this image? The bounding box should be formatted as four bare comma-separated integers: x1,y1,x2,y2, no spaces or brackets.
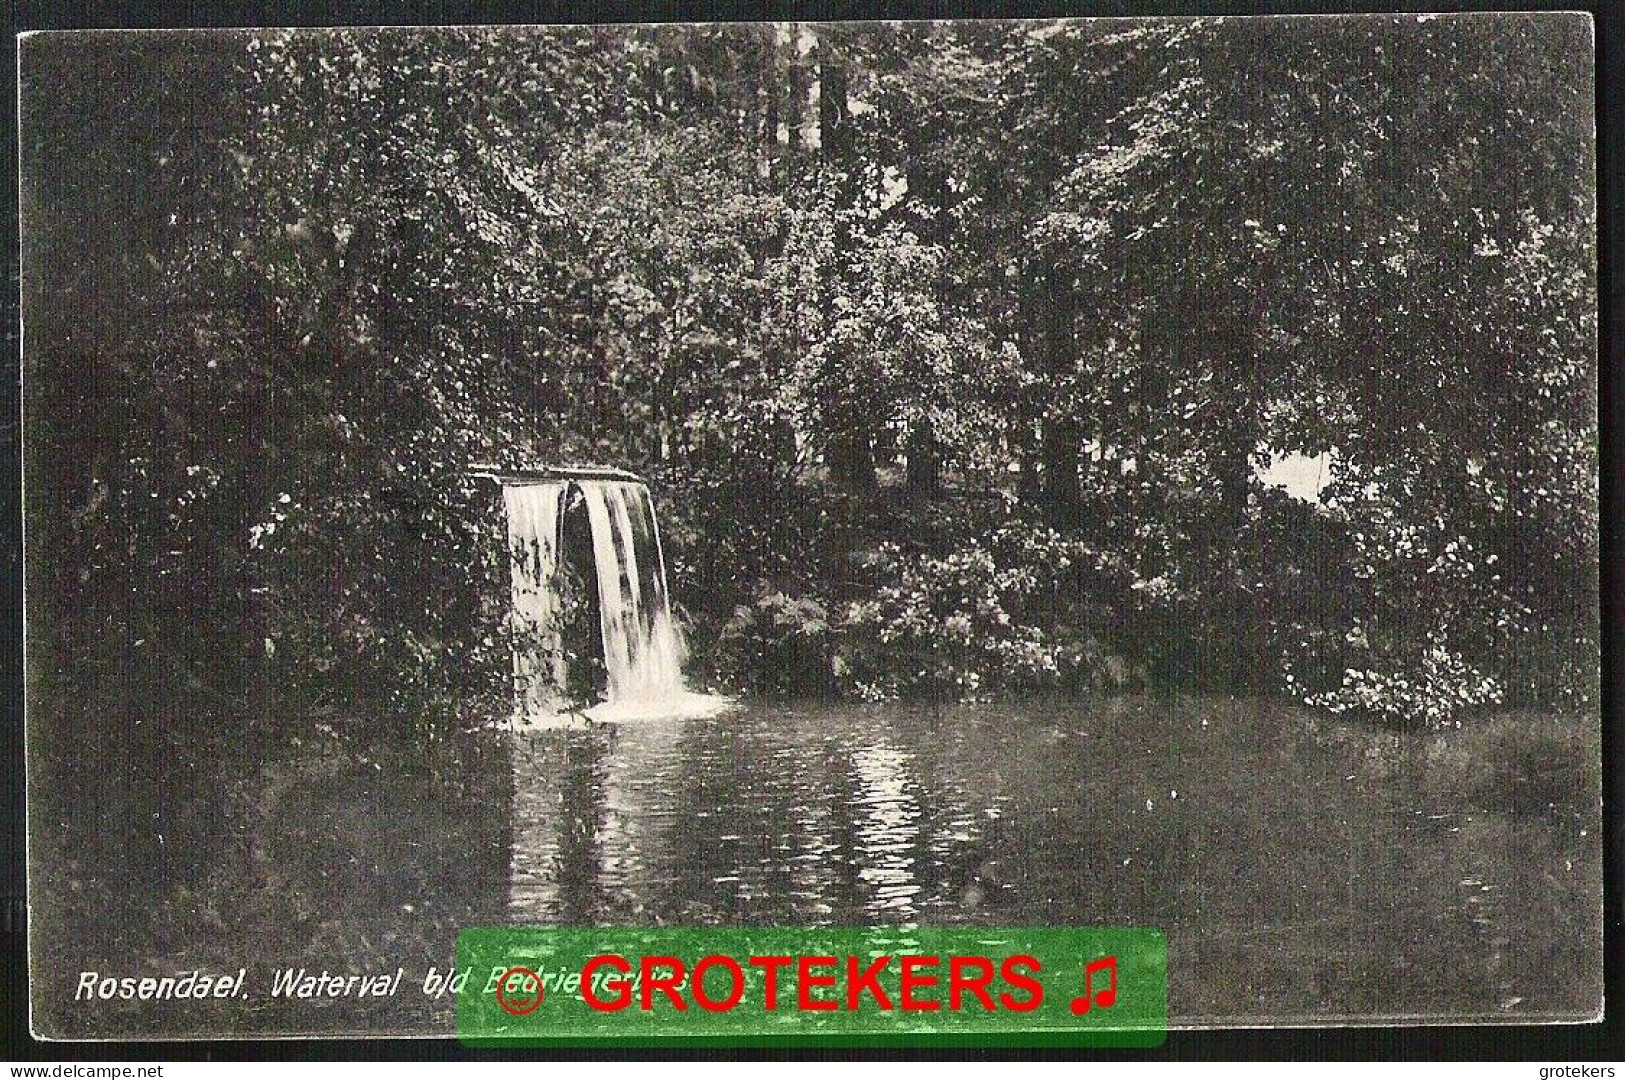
23,19,1596,867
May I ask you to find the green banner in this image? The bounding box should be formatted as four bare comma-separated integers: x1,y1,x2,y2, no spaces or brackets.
456,926,1166,1047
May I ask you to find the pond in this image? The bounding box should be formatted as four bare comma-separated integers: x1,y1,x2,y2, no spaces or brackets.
506,696,1601,1026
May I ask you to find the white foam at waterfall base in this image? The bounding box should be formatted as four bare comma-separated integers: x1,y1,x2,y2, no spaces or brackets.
581,687,736,724
503,476,732,727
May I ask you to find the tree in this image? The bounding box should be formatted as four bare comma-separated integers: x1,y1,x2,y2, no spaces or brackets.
23,17,1595,734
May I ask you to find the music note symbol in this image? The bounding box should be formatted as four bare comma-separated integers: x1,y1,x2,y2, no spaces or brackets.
1070,955,1118,1015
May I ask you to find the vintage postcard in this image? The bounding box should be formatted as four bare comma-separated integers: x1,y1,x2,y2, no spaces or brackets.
20,13,1600,1040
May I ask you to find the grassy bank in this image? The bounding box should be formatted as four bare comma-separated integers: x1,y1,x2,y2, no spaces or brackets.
1152,701,1602,1022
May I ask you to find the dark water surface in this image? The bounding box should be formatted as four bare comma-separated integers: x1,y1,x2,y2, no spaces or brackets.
507,697,1600,1025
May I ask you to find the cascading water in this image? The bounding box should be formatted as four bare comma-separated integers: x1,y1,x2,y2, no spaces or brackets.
579,480,686,704
502,480,568,717
495,468,727,723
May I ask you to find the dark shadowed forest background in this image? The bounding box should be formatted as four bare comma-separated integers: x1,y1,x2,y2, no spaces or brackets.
21,16,1598,1034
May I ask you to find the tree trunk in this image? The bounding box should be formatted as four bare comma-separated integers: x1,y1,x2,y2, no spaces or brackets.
785,26,811,156
816,39,849,159
1041,263,1082,529
1210,300,1259,535
829,425,878,494
1018,431,1045,505
814,29,874,497
757,27,781,180
901,132,949,498
906,420,941,495
1217,439,1252,533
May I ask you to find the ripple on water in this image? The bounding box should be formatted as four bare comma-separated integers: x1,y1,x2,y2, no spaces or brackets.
504,697,1597,1020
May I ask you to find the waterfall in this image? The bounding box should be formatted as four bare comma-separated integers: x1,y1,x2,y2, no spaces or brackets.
503,481,568,718
499,471,726,723
579,480,686,704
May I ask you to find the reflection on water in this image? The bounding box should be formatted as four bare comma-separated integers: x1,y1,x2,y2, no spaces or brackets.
511,705,1019,926
507,699,1600,1022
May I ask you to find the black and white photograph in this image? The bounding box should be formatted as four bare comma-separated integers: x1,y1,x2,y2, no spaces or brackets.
19,11,1603,1042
